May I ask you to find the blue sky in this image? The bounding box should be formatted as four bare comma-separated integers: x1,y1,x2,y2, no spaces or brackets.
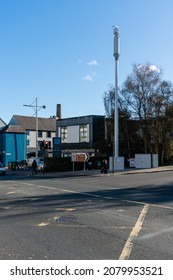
1,0,173,123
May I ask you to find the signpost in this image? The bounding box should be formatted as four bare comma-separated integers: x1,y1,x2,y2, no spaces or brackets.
71,153,90,171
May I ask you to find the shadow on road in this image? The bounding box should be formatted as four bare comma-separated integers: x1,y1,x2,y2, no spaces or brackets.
0,177,173,221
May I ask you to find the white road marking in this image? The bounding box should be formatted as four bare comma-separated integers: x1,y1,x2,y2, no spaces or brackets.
123,199,173,210
138,226,173,240
119,204,149,260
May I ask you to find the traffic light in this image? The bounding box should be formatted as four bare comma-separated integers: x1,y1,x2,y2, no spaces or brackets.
40,141,44,150
44,141,49,149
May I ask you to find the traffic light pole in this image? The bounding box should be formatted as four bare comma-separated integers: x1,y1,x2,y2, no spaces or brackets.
35,97,38,158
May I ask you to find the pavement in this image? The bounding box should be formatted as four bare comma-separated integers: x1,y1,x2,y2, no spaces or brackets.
3,165,173,178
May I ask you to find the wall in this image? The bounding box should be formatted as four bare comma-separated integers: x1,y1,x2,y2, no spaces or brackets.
4,133,26,166
26,130,56,153
56,116,105,154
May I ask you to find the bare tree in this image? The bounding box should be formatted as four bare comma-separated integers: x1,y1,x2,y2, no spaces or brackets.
152,81,173,164
121,63,161,153
103,63,173,164
121,63,161,119
121,63,173,163
103,85,131,157
103,85,115,118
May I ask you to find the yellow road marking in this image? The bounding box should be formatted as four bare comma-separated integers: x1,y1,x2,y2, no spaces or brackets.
119,204,149,260
55,208,75,212
37,208,75,227
38,222,49,227
6,191,16,195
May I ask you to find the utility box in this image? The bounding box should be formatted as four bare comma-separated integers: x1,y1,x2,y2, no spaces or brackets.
9,161,16,171
135,154,151,169
109,156,124,171
152,154,158,168
134,154,158,169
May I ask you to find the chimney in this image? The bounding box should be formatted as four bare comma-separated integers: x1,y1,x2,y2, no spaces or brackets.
56,104,61,119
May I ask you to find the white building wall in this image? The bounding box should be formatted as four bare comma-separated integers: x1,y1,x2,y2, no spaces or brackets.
86,124,90,142
67,126,79,143
27,131,56,148
57,124,90,144
58,127,61,138
27,131,36,148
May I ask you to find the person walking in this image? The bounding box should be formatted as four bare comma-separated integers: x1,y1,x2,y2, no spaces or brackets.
32,159,37,175
42,162,46,174
100,159,108,175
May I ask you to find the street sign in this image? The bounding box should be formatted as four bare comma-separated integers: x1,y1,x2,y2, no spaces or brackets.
53,137,61,157
71,153,87,162
85,153,90,162
76,154,85,162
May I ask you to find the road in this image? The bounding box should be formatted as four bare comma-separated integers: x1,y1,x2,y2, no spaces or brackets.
0,170,173,260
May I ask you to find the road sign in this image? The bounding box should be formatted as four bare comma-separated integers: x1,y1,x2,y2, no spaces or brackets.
71,153,87,162
76,154,85,162
53,137,61,157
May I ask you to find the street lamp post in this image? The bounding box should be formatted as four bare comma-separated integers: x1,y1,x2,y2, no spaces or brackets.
23,97,46,158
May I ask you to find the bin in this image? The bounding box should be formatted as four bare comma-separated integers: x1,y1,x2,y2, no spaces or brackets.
10,161,16,171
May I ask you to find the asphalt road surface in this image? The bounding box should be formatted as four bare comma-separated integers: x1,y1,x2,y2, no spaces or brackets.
0,170,173,260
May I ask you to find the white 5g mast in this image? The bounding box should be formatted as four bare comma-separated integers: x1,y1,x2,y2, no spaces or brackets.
113,26,120,160
112,26,124,171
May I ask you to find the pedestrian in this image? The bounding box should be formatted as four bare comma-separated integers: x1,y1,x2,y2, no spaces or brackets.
100,159,108,175
16,161,19,170
42,162,46,174
32,159,37,175
24,159,28,170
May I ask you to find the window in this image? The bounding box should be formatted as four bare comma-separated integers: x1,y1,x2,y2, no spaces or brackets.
61,126,67,142
47,131,51,138
79,125,88,142
38,131,42,138
26,139,30,146
38,141,43,149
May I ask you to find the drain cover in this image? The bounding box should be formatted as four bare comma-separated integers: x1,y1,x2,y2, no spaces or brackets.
57,216,77,223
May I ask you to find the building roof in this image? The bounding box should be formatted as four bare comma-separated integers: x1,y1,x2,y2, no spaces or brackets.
0,125,25,133
56,115,105,121
9,115,56,131
0,118,7,129
56,115,105,126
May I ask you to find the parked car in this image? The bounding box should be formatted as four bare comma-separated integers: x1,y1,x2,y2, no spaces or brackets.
0,163,6,176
